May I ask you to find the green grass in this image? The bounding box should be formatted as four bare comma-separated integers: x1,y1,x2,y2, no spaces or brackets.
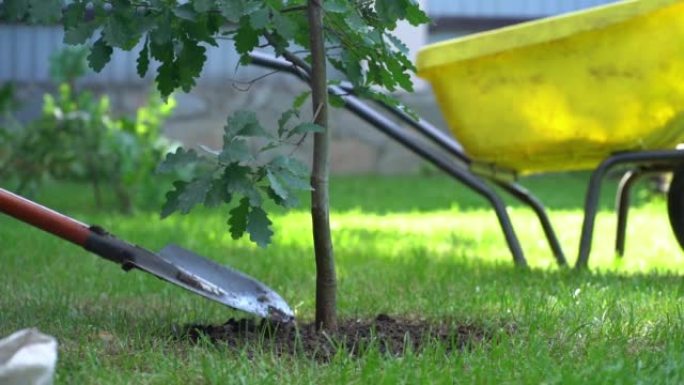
3,172,684,384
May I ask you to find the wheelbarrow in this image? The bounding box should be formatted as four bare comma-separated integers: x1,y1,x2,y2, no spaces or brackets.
0,188,294,322
249,0,684,269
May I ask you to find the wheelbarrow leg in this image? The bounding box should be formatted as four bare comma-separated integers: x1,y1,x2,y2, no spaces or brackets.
489,198,527,267
576,150,684,269
340,95,528,266
498,182,567,266
615,169,643,258
576,161,614,269
616,167,675,257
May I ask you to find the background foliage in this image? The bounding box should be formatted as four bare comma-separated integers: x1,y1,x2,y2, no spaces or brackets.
0,0,428,245
0,47,176,212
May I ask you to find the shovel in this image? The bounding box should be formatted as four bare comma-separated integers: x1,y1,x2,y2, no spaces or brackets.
0,187,294,323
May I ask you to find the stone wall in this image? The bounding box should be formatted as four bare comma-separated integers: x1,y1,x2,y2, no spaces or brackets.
10,66,452,176
105,75,451,175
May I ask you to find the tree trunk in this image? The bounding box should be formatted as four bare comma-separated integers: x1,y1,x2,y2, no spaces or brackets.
307,0,337,331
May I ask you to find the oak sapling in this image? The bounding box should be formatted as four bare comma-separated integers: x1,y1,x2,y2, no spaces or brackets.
2,0,429,329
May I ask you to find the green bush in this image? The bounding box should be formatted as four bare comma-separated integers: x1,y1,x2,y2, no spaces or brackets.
0,48,176,212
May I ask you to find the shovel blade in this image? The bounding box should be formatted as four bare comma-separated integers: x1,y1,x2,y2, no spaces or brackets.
155,244,294,323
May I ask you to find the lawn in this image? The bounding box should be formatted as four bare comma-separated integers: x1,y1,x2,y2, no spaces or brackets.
3,172,684,384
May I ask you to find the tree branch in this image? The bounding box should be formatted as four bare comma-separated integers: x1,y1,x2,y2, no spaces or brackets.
230,69,282,92
264,33,313,76
281,5,307,13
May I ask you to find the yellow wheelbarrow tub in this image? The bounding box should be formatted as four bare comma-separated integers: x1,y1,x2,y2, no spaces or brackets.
417,0,684,174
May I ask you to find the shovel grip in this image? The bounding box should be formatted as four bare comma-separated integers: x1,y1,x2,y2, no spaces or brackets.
0,188,91,246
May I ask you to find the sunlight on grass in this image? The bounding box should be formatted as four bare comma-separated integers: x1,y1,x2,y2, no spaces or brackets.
272,202,684,274
4,175,684,384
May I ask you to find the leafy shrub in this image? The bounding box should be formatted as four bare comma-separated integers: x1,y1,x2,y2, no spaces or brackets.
0,48,176,212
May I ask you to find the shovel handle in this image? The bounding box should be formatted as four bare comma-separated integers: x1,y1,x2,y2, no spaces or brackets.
0,188,91,246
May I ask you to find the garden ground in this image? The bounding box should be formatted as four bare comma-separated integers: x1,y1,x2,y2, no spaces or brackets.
2,172,684,384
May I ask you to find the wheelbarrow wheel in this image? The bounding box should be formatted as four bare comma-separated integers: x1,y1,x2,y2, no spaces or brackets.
667,166,684,250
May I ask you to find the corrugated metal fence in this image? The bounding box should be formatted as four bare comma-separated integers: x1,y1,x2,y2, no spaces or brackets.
1,0,618,85
0,25,251,84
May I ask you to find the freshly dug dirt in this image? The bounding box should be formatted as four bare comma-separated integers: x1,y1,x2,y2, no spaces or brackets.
175,314,489,361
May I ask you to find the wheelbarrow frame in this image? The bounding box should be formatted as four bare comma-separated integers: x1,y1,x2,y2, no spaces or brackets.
248,52,684,269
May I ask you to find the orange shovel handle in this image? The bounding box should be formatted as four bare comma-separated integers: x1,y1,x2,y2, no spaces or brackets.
0,188,91,246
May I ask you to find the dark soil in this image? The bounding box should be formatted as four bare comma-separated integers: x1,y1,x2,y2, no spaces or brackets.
175,314,490,361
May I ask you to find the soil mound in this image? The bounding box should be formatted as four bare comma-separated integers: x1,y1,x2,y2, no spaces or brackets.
177,314,489,360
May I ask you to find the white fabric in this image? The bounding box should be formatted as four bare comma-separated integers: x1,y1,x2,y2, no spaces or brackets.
0,329,58,385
